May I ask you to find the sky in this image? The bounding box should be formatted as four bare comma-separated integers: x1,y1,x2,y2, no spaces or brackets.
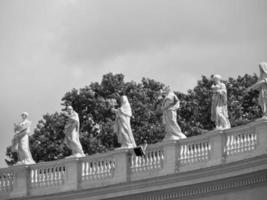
0,0,266,167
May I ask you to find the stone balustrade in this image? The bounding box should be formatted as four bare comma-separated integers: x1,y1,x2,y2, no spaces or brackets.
1,119,267,200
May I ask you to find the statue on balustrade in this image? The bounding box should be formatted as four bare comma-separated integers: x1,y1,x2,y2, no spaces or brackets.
211,74,231,130
11,112,35,165
160,86,186,141
62,106,85,158
111,95,137,149
246,62,267,118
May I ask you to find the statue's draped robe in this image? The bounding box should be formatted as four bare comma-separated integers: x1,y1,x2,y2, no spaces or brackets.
12,120,35,165
162,92,186,140
113,100,136,148
64,111,84,156
211,82,231,129
258,65,267,116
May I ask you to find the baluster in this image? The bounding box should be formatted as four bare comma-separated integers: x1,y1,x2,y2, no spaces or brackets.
57,167,61,185
156,150,160,168
81,162,85,180
92,162,97,180
185,144,190,164
50,168,55,186
151,151,155,169
145,152,150,170
237,134,241,152
88,162,92,180
240,134,244,152
244,134,248,151
193,144,197,162
83,161,87,180
202,143,207,160
205,142,209,160
252,133,257,149
99,161,103,178
46,168,49,187
130,155,134,172
31,169,35,187
0,176,2,191
230,135,235,154
225,135,229,154
186,144,190,163
199,143,204,160
196,143,201,161
38,169,42,187
107,160,112,176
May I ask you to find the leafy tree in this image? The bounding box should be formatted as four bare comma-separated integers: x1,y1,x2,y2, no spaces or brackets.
5,73,261,165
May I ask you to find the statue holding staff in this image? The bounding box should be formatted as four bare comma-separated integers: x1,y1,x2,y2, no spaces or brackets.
62,106,85,158
11,112,35,165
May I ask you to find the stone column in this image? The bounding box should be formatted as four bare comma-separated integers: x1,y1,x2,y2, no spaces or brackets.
10,165,30,198
209,130,224,165
112,149,129,183
62,158,80,191
162,141,177,174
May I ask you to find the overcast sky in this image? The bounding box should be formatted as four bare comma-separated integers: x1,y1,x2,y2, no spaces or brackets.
0,0,266,167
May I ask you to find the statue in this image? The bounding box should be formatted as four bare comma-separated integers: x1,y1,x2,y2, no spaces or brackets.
111,95,137,149
211,74,231,130
160,86,186,141
11,112,35,165
246,62,267,118
62,106,85,158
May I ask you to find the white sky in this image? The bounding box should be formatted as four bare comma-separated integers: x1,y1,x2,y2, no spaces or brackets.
0,0,266,167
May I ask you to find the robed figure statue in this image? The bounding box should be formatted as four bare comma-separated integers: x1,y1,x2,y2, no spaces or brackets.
63,106,85,158
111,95,137,149
211,74,231,130
11,112,35,165
246,62,267,118
161,87,186,141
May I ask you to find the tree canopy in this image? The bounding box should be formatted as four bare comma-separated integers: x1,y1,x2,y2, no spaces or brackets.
5,73,261,165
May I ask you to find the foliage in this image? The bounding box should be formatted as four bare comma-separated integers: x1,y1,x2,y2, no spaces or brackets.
5,73,261,165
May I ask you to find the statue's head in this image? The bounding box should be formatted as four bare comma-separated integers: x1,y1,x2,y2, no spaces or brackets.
120,95,129,105
259,62,267,76
66,106,73,114
162,86,171,95
212,74,222,83
21,112,29,120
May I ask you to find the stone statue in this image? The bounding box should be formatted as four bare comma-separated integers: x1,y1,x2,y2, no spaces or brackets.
11,112,35,165
211,74,231,130
111,95,137,149
161,86,186,141
62,106,85,158
246,62,267,118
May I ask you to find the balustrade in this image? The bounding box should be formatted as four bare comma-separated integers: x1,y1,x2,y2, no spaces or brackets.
224,127,257,156
0,119,267,200
0,169,15,193
81,156,116,182
130,145,164,176
178,140,211,166
30,163,66,189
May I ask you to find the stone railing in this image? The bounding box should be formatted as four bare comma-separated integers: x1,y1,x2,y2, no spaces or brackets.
1,119,267,199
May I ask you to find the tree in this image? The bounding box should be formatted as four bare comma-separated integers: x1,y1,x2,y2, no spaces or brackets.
5,73,261,165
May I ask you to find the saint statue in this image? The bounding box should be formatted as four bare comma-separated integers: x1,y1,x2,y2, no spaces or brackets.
211,74,231,130
246,62,267,118
111,95,136,149
161,86,186,141
62,106,85,158
11,112,35,165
